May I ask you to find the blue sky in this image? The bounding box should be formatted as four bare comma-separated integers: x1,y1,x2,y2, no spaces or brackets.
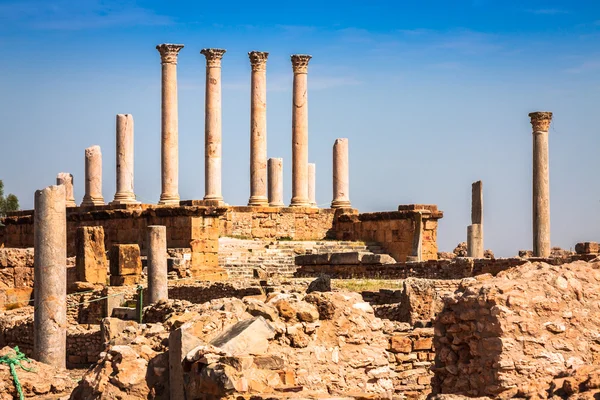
0,0,599,256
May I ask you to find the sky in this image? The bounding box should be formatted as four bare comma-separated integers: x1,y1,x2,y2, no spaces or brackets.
0,0,599,256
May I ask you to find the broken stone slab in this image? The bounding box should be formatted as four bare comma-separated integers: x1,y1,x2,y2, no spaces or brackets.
330,251,371,265
361,254,396,264
307,274,331,293
169,320,205,400
295,253,331,265
244,299,279,321
210,316,275,356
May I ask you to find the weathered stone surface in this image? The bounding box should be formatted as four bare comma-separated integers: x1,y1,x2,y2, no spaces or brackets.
306,274,331,293
244,299,279,321
109,244,141,277
210,316,275,356
361,253,396,264
575,242,599,254
76,226,107,284
330,251,370,265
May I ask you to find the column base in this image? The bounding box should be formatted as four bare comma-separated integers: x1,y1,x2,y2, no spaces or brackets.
331,199,352,209
290,196,310,207
65,200,77,208
80,196,105,207
158,194,180,206
111,193,141,205
269,202,285,207
310,202,318,208
248,196,269,207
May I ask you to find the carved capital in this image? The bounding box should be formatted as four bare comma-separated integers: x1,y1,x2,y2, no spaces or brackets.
291,54,312,74
249,51,269,72
156,44,184,64
529,111,553,132
201,48,226,68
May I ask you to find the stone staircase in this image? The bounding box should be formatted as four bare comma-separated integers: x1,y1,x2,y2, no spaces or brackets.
218,237,388,278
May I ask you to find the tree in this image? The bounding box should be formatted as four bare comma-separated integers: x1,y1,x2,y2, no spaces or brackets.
0,180,20,217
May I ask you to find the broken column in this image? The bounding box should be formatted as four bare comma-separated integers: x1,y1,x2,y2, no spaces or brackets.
34,185,67,368
80,145,105,207
529,111,553,257
467,180,484,258
75,226,107,284
331,138,351,208
156,44,184,205
147,226,168,304
290,54,312,207
410,212,423,262
308,162,317,207
111,114,140,205
201,48,226,203
56,172,76,207
248,51,269,206
268,158,284,207
109,244,142,286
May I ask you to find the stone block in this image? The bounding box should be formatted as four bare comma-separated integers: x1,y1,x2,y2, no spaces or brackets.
13,267,33,287
170,321,205,400
210,316,275,356
361,254,396,264
2,287,33,309
76,226,108,284
109,244,141,276
390,335,412,353
295,254,330,265
575,242,599,254
330,252,370,265
0,268,14,289
109,274,140,286
190,239,218,253
413,337,433,351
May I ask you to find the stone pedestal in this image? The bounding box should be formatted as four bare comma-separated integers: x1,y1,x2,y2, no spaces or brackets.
147,226,168,304
268,158,284,207
201,48,226,203
56,172,76,207
34,185,67,368
290,54,311,207
111,114,140,205
529,111,553,258
109,244,142,286
308,163,317,207
467,224,484,258
156,44,184,205
248,51,269,206
81,145,105,207
331,138,351,208
75,226,107,284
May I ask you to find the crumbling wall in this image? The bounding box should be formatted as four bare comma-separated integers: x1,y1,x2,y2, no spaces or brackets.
433,261,600,398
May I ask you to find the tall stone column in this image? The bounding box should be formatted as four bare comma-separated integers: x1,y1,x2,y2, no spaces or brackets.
331,138,351,208
156,44,184,205
290,54,312,207
467,180,484,258
201,48,226,203
111,114,140,205
248,51,269,206
34,185,67,368
147,226,168,304
268,158,284,207
308,163,317,207
56,172,76,207
81,145,105,206
530,111,553,257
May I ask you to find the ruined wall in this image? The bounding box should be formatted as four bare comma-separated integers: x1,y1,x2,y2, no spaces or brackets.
220,206,337,240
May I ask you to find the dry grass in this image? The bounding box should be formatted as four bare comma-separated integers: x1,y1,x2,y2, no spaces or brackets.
332,279,404,292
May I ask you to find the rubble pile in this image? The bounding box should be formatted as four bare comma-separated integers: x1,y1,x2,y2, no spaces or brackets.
433,260,600,399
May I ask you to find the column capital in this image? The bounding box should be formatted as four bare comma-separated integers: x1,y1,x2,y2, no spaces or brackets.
529,111,553,132
201,48,226,67
291,54,312,73
249,51,269,72
156,44,184,64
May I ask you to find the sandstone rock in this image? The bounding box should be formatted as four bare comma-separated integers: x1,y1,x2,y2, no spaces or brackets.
76,226,108,284
361,254,396,264
245,299,279,321
101,317,139,344
109,244,142,276
330,252,370,265
210,316,275,356
295,302,319,322
453,242,467,257
275,300,295,320
306,274,331,293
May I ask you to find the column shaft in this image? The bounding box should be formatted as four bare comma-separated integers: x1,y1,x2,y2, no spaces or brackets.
411,212,423,262
290,55,311,207
467,224,484,258
331,138,351,208
156,44,184,205
202,48,226,203
308,163,317,207
471,180,483,225
248,51,269,206
81,145,104,206
112,114,139,205
268,158,284,207
147,226,168,304
56,172,76,207
34,185,67,368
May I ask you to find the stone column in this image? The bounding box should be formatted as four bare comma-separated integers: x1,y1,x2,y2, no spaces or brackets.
530,111,553,257
268,158,284,207
147,225,168,304
56,172,76,207
467,224,484,258
248,51,269,206
411,212,423,262
290,54,312,207
156,44,184,205
201,48,226,203
308,163,317,207
331,138,351,208
111,114,140,205
34,185,66,368
81,145,105,206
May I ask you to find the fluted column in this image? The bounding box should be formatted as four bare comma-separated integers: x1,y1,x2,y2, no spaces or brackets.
81,145,105,207
290,54,311,207
331,138,351,208
308,163,317,207
268,158,284,207
111,114,140,205
530,111,553,257
156,44,184,205
56,172,76,207
34,185,67,368
201,48,226,203
248,51,269,206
